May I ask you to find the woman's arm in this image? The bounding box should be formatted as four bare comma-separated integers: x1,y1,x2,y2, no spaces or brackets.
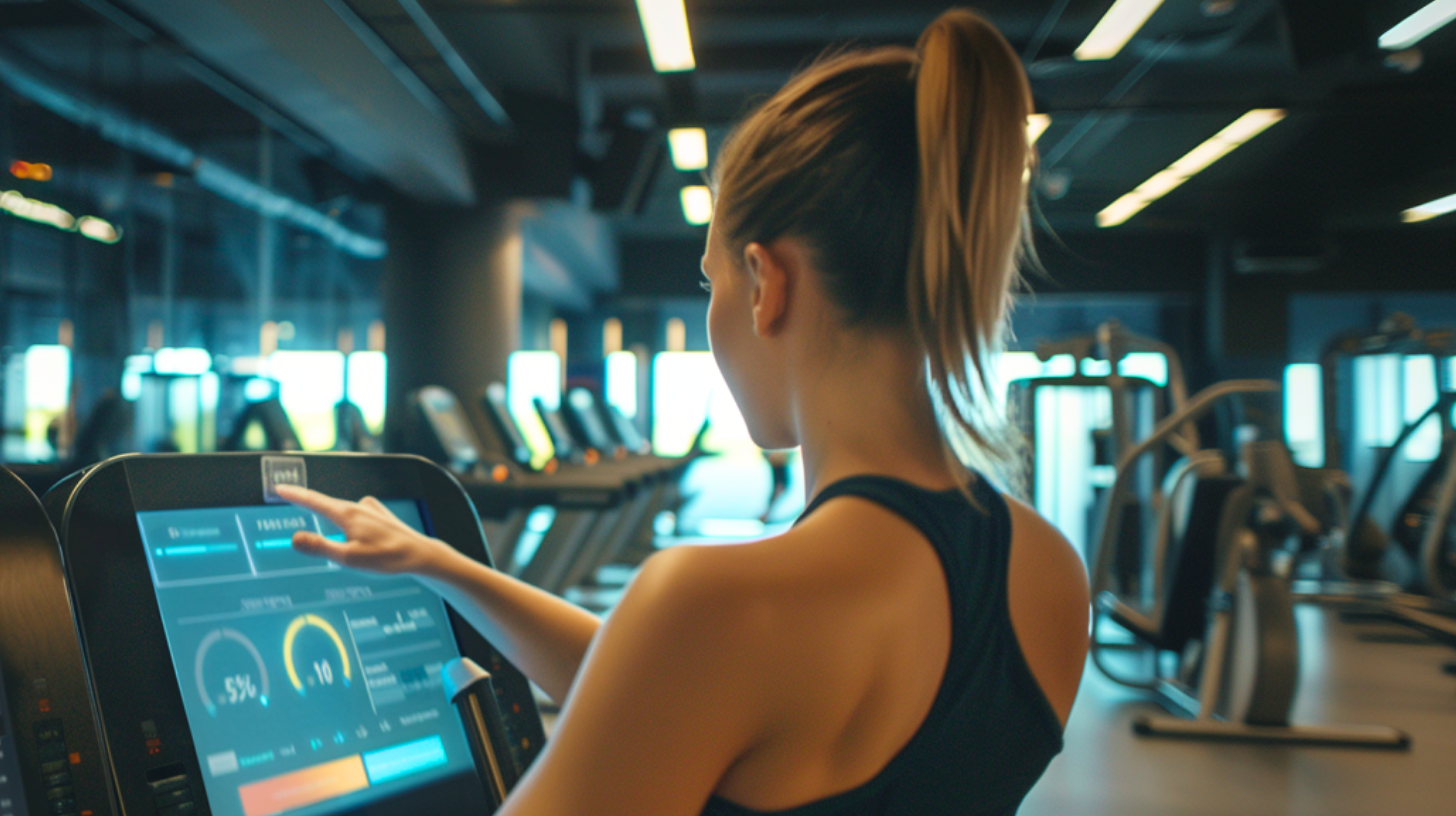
274,485,600,703
499,545,771,816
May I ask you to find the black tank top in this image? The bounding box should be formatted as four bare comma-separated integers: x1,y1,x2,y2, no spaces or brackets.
700,474,1064,816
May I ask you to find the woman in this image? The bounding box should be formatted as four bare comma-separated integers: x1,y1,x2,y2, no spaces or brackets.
278,9,1088,814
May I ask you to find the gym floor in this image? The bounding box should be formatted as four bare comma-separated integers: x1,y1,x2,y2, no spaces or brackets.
1023,606,1456,815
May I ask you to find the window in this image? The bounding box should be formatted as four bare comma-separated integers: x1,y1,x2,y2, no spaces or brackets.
266,351,346,450
1283,363,1323,467
508,350,562,470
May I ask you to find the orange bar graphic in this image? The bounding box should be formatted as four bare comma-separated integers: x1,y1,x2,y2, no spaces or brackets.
238,754,370,816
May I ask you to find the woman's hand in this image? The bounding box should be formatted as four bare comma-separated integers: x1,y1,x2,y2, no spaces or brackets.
274,485,460,578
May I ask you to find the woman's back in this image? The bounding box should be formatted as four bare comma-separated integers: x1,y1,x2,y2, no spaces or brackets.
683,474,1084,815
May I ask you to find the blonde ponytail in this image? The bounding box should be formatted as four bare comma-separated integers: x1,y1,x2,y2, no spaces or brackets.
911,10,1033,478
711,9,1034,486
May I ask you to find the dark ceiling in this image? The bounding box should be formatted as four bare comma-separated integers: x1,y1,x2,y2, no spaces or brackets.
421,0,1456,241
2,0,1454,249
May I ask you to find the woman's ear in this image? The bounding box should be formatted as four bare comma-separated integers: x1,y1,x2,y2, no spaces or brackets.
743,241,790,337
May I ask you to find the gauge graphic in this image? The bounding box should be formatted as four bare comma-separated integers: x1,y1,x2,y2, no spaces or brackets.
283,614,353,695
195,628,271,716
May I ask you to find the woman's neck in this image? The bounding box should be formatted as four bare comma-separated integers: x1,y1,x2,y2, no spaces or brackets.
791,332,961,503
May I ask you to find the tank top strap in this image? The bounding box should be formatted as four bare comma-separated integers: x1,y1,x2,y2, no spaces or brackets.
797,474,1008,568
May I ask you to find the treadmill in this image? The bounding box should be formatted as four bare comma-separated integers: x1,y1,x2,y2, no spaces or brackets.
0,466,115,816
551,388,696,591
38,453,547,816
408,387,634,595
479,385,667,598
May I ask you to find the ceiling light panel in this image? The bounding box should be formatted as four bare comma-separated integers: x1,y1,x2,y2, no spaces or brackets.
1379,0,1456,50
681,186,713,225
1075,0,1167,61
669,128,709,171
1402,192,1456,223
636,0,696,72
1028,114,1052,145
1097,109,1286,228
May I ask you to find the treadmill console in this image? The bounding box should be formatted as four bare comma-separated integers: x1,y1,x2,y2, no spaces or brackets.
47,454,545,816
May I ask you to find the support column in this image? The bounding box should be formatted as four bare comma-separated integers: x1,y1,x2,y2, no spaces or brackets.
381,200,523,448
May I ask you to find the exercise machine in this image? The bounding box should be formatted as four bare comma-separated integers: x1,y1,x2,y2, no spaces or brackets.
408,386,634,598
0,465,115,816
1091,381,1408,748
1013,321,1193,583
32,453,547,816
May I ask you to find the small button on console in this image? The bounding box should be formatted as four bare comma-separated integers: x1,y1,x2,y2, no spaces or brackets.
147,774,190,796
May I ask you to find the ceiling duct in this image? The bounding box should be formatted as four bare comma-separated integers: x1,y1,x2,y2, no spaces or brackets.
0,44,387,258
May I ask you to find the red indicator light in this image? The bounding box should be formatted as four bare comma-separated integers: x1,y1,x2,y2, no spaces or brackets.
69,752,81,766
37,698,50,713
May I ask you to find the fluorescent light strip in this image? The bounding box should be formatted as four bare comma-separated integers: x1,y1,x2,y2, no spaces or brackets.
1075,0,1166,61
1,190,74,230
77,215,122,244
1402,191,1456,223
668,127,708,171
635,0,695,72
1380,0,1456,50
680,185,712,225
1028,114,1052,144
1097,108,1286,228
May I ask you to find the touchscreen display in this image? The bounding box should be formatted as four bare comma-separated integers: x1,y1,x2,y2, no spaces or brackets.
138,501,475,816
0,664,29,816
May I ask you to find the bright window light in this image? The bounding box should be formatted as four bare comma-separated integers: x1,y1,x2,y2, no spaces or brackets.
1028,114,1052,144
121,354,152,401
1284,363,1324,467
1075,0,1166,61
697,519,766,538
1402,191,1456,223
1403,355,1440,461
266,351,346,450
680,185,713,226
652,352,753,457
1379,0,1456,50
153,347,213,376
508,350,563,470
169,376,201,454
1032,385,1113,558
1355,355,1402,448
669,128,709,171
346,351,388,435
1118,352,1169,386
243,378,277,402
606,350,639,419
24,345,71,457
24,345,70,411
635,0,695,72
1098,109,1286,227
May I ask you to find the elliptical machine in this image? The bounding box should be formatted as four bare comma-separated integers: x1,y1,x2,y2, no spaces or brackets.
1090,380,1408,748
1317,315,1456,588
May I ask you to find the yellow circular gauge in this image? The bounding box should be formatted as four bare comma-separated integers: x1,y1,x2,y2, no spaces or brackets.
283,614,353,694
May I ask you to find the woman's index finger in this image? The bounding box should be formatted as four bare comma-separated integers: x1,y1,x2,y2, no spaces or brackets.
273,484,354,525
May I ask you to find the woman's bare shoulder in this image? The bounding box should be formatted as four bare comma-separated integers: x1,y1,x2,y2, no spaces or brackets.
1002,495,1090,726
